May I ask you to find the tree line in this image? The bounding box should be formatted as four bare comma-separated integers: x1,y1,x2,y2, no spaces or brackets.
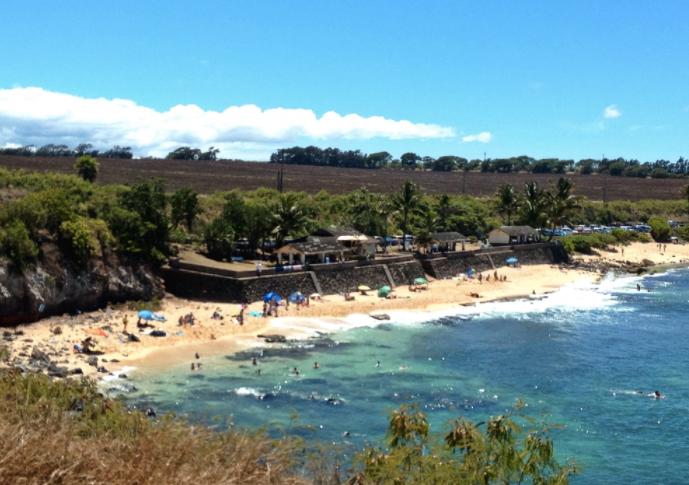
0,144,133,159
270,146,689,178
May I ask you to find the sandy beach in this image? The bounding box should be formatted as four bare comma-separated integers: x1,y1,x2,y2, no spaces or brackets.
6,241,689,380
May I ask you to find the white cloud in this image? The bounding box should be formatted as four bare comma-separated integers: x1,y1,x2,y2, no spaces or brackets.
0,87,455,158
461,131,492,143
603,105,621,119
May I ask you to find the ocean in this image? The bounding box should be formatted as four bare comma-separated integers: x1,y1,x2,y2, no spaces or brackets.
122,269,689,483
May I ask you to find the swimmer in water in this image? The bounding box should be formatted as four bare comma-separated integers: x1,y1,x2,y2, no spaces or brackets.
653,390,663,399
313,361,320,369
376,360,381,368
190,363,195,371
293,367,299,376
252,357,257,366
637,283,641,291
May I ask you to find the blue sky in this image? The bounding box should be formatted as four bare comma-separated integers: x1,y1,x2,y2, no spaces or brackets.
0,0,687,161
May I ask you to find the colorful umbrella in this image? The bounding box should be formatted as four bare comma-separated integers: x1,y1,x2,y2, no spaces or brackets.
378,285,392,297
414,277,428,285
289,291,305,303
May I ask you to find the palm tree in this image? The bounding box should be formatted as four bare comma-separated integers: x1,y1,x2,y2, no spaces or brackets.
271,194,311,248
414,207,438,254
521,181,545,228
393,180,422,250
545,178,580,239
495,184,517,225
435,194,455,231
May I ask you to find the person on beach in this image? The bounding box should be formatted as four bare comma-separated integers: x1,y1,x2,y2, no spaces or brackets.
122,315,128,333
256,261,262,277
197,363,202,370
195,352,200,360
477,272,483,284
191,363,195,371
262,302,268,317
237,306,245,326
494,270,498,281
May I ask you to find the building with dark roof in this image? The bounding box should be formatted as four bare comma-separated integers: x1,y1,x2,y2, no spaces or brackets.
488,226,540,245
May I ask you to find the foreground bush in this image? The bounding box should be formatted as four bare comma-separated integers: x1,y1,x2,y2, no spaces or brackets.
352,404,575,484
0,371,305,484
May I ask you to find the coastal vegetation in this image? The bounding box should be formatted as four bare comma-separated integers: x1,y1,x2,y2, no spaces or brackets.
0,165,687,269
0,370,575,484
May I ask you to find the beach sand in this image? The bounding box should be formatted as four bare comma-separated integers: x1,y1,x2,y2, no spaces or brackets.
6,241,688,379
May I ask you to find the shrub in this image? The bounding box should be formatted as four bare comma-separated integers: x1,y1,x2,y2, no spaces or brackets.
648,217,671,242
74,155,100,182
0,220,38,269
59,217,100,263
560,233,616,255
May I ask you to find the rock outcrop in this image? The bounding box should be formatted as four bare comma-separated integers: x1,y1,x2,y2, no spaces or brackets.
0,240,163,326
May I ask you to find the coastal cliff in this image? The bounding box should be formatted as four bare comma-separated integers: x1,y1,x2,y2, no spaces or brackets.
0,239,163,326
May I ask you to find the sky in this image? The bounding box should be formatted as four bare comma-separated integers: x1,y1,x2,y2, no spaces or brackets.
0,0,688,161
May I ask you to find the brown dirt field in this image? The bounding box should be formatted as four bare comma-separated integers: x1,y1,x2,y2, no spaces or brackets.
0,154,684,200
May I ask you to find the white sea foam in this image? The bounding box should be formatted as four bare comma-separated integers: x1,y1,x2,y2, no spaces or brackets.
233,386,265,398
100,365,137,383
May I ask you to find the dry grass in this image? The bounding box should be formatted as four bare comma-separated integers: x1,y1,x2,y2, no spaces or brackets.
0,370,309,484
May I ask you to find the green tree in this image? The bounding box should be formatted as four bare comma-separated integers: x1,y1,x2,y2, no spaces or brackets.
413,207,437,254
648,216,671,242
520,181,546,228
111,180,169,262
496,184,518,225
204,217,234,260
0,220,38,269
400,152,421,170
271,194,312,248
354,404,576,484
74,155,99,182
393,180,422,250
544,178,580,239
170,188,200,231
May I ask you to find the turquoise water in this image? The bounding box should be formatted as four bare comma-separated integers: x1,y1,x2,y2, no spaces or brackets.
123,269,689,483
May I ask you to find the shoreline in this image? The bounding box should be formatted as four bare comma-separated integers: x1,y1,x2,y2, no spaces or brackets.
5,241,689,382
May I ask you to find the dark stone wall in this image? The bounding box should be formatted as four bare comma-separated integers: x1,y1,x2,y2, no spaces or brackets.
316,265,390,295
421,244,556,279
387,261,426,285
162,244,559,302
162,268,317,303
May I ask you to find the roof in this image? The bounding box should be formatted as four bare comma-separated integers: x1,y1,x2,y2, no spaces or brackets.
491,226,539,236
431,231,467,242
276,236,349,254
312,226,367,238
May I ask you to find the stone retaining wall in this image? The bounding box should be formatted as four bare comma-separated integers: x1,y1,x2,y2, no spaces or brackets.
162,244,561,302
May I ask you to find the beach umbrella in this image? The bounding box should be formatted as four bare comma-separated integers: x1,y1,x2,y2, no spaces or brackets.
378,285,392,297
263,291,282,303
289,291,305,303
357,285,371,292
414,277,428,285
506,256,518,266
138,310,155,321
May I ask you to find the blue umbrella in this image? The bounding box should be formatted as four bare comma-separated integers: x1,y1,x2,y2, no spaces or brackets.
263,291,283,303
138,310,154,321
506,256,519,266
289,291,305,303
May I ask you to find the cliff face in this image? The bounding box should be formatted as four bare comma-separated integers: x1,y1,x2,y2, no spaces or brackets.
0,241,163,326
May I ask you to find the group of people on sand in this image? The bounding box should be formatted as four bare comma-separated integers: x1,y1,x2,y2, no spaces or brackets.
190,352,203,371
178,313,197,327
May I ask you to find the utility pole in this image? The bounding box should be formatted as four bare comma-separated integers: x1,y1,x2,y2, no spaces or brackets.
602,153,608,204
276,163,284,193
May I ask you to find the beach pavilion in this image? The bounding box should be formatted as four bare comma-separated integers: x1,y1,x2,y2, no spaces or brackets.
311,226,377,258
275,236,350,265
488,226,540,245
430,231,468,252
